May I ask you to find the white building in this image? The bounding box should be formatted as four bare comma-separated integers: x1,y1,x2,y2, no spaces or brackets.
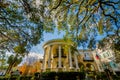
93,48,119,72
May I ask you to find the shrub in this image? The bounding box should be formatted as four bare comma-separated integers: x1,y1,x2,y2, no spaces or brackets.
40,72,85,80
19,76,32,80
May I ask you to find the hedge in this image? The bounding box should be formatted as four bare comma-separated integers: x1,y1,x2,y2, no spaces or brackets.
40,72,85,80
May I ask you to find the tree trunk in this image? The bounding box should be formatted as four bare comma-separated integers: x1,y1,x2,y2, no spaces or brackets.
5,54,18,75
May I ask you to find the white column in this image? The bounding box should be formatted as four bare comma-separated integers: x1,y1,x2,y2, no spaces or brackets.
58,45,62,68
42,48,46,71
74,52,79,70
48,45,52,68
69,47,73,68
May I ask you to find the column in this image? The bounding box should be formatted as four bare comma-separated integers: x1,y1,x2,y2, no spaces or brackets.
69,47,73,68
74,52,79,70
42,48,46,71
58,45,62,68
48,45,52,68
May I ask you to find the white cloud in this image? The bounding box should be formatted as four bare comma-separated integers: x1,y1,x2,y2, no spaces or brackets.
28,52,43,59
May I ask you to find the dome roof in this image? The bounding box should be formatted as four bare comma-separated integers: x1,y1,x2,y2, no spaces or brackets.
43,39,74,48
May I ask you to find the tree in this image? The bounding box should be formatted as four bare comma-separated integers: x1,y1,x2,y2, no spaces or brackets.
0,50,7,70
112,37,120,63
1,0,119,49
98,36,120,63
0,0,47,75
6,55,22,74
0,0,44,53
33,0,120,63
18,62,30,75
25,0,119,49
0,0,44,74
0,0,120,63
18,54,42,75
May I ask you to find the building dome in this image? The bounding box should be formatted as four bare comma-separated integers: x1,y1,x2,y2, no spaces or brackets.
43,39,74,48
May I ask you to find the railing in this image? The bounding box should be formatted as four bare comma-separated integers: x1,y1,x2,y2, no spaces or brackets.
53,55,67,58
53,55,58,58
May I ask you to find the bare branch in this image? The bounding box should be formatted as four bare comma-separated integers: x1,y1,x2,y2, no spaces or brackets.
21,0,31,13
102,1,120,4
0,32,14,43
50,0,62,12
76,0,84,23
99,1,117,21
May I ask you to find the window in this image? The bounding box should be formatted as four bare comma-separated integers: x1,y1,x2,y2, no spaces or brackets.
62,62,63,67
84,53,91,60
61,49,64,56
56,62,58,68
56,48,64,56
56,49,59,56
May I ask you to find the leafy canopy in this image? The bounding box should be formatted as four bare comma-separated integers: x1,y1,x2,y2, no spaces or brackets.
43,0,120,48
0,0,120,52
0,0,43,54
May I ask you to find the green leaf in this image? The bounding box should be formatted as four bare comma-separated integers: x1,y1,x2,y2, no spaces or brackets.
13,45,26,54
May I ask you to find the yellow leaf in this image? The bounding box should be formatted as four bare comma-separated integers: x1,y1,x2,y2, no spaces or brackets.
79,7,86,13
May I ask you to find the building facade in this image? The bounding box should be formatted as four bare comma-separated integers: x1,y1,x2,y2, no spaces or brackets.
41,39,98,72
94,49,119,72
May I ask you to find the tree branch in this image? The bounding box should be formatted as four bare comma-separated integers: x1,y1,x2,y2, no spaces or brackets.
99,1,117,22
50,0,62,12
102,2,116,10
102,1,120,4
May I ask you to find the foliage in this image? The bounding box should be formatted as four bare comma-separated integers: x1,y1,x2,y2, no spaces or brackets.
98,35,120,63
5,54,23,74
114,38,120,51
1,1,120,75
0,0,44,55
113,37,120,63
33,0,120,48
41,72,85,80
19,62,30,75
0,50,7,70
0,76,32,80
0,0,120,64
18,55,42,75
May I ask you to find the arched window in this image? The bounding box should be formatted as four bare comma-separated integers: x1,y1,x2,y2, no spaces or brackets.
78,63,84,71
86,64,95,71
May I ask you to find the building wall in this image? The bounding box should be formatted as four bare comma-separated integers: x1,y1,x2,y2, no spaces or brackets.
93,48,119,72
78,50,98,71
42,39,98,72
